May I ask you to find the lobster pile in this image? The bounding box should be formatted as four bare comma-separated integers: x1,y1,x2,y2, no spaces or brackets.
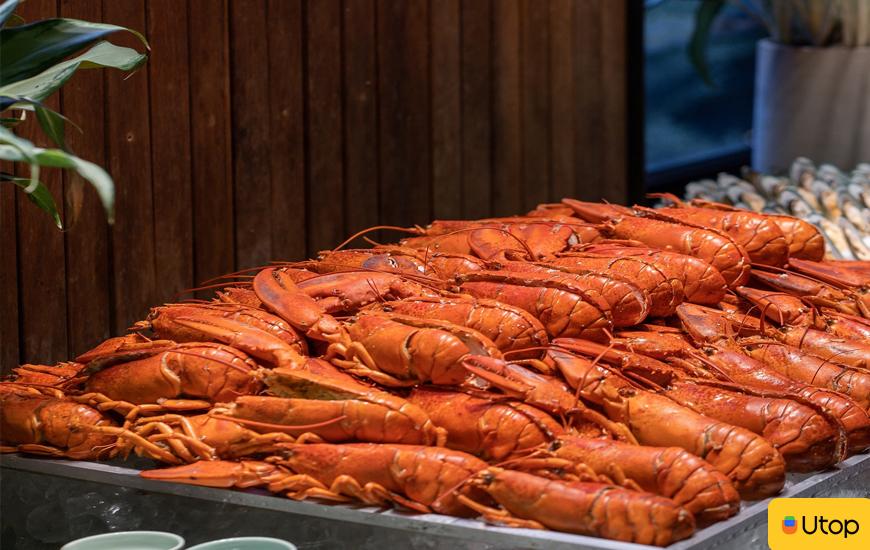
3,197,870,546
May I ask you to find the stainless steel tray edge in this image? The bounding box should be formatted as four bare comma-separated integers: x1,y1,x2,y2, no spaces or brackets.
0,454,654,550
4,452,870,549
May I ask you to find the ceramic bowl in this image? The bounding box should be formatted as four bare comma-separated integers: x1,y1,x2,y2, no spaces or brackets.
186,537,297,550
60,531,185,550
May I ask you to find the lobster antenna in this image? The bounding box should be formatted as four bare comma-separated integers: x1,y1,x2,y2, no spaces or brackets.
332,225,418,252
198,266,270,285
174,281,252,298
290,262,447,289
549,340,630,393
755,264,844,289
440,225,539,261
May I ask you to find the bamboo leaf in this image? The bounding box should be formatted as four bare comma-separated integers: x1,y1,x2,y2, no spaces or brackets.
0,41,147,103
0,127,114,223
687,0,726,87
34,103,66,149
0,17,148,84
1,173,62,229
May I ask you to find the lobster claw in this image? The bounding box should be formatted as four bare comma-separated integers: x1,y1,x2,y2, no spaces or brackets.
171,316,305,368
675,303,737,345
253,268,344,340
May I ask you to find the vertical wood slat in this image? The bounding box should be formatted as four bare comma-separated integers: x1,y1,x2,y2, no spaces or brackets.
60,0,111,358
460,0,492,219
520,0,550,210
189,0,234,289
267,0,307,261
548,0,575,201
429,0,461,220
491,0,522,217
573,0,604,200
377,0,431,227
147,0,194,300
600,0,628,203
342,0,380,236
0,177,19,373
103,0,156,334
230,0,273,269
305,0,345,254
15,0,68,364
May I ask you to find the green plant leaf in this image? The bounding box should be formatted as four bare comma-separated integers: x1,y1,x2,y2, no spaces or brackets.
34,103,66,149
0,41,147,103
0,17,148,84
0,126,114,223
2,173,62,229
0,0,19,29
0,123,35,157
687,0,725,87
0,95,17,110
0,96,70,148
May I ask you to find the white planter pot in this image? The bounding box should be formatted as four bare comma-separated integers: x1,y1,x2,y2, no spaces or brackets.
752,38,870,174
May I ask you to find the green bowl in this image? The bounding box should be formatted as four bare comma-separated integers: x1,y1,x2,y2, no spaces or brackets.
186,537,297,550
61,531,185,550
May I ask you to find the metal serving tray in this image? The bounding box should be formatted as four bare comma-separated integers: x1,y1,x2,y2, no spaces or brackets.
2,452,870,550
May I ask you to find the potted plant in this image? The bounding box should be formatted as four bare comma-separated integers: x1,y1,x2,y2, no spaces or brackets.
0,0,147,228
691,0,870,174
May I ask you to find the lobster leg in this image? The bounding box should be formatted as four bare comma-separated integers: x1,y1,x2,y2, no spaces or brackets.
461,356,638,444
74,393,213,423
325,341,416,388
455,495,546,530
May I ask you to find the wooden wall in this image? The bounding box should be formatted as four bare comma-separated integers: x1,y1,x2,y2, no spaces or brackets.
0,0,635,370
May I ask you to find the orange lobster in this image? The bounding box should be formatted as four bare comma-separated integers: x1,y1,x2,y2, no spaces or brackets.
651,193,790,267
0,384,178,463
367,296,549,358
562,199,752,287
542,345,786,499
560,338,845,472
455,270,613,340
457,468,695,546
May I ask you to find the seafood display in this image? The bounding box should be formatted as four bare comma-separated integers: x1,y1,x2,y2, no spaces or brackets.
4,196,870,547
683,157,870,260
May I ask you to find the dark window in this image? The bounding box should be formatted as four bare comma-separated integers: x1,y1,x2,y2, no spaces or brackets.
645,0,767,187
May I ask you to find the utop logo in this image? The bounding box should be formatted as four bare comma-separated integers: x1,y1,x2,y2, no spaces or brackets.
769,498,870,549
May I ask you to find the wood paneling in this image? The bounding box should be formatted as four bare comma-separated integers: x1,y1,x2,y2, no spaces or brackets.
491,0,522,216
231,0,273,268
189,0,234,292
460,0,492,219
61,0,111,358
148,0,194,303
0,175,19,368
2,0,634,369
267,0,307,261
520,0,550,210
342,0,379,237
429,0,461,220
306,0,345,253
15,0,68,364
377,0,431,227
